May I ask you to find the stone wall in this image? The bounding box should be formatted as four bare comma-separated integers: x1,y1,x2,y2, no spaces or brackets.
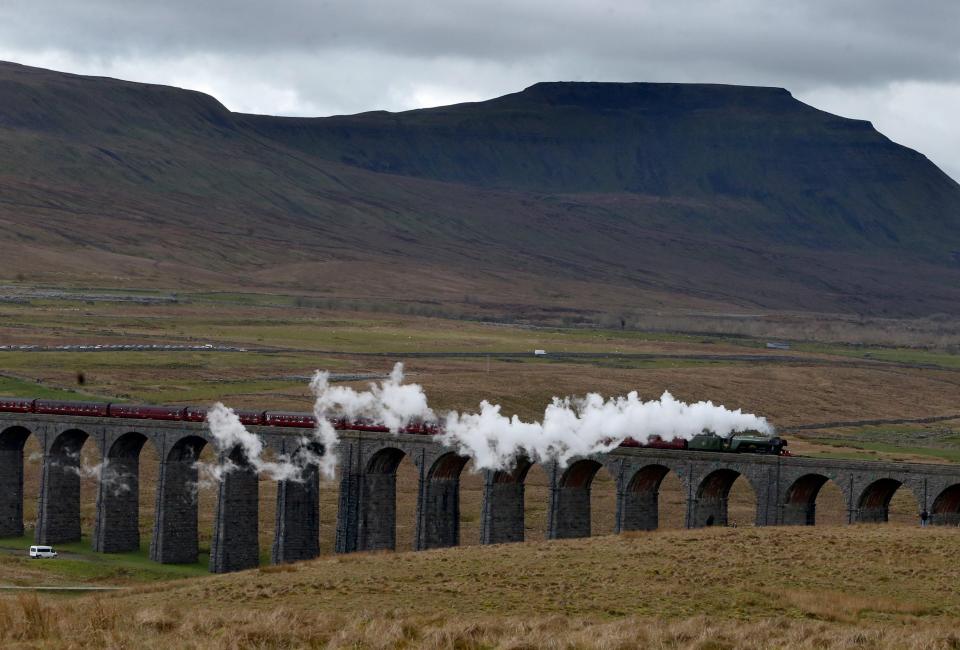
272,467,320,563
0,448,24,538
209,457,259,573
92,455,140,552
150,460,201,563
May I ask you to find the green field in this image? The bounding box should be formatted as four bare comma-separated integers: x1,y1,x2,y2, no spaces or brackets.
0,535,209,586
0,376,84,400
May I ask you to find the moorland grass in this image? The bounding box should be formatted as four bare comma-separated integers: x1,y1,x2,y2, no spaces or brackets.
1,525,959,648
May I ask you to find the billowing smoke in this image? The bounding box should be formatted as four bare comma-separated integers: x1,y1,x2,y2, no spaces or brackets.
311,363,434,429
440,390,773,469
203,365,428,481
205,403,323,481
204,362,773,480
78,461,133,497
46,450,133,497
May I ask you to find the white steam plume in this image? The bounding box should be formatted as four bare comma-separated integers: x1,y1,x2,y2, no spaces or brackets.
205,361,774,482
308,363,434,478
313,362,773,470
311,363,434,430
440,390,773,469
50,451,133,497
205,404,324,481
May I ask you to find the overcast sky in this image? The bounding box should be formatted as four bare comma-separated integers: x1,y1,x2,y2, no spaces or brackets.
1,0,958,180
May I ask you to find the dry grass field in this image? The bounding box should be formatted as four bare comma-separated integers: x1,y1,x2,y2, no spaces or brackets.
2,525,960,649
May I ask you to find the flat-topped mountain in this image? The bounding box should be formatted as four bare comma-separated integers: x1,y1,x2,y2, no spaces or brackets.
242,81,959,254
1,61,958,316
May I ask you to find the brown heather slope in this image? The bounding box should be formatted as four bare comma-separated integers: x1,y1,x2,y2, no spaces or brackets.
1,62,960,316
2,526,960,648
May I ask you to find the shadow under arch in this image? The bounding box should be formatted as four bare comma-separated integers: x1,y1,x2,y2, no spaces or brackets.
690,468,758,528
550,459,604,539
0,426,34,538
417,452,471,550
931,484,960,526
149,434,210,564
855,478,917,524
92,431,156,553
781,473,847,526
618,463,677,532
49,428,88,457
167,435,208,463
0,425,31,451
359,447,407,552
36,428,91,545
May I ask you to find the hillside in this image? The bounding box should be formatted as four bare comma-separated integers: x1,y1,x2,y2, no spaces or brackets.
2,526,960,648
243,82,960,253
1,61,959,316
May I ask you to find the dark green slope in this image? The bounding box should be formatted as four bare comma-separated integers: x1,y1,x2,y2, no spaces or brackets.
241,82,960,256
1,61,960,316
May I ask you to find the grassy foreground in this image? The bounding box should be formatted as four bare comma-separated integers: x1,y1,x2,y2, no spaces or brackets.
1,525,958,648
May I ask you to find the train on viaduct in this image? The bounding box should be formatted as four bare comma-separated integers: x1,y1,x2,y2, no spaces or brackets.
2,405,960,573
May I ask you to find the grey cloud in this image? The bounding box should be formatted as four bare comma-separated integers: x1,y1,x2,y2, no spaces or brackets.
2,0,959,86
0,0,957,178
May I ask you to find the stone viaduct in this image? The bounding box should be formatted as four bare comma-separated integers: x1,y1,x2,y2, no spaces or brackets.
2,412,960,573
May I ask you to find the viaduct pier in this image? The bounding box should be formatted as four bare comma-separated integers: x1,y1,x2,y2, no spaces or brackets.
2,412,960,573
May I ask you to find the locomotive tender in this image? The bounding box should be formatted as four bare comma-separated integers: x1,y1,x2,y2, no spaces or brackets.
620,432,788,455
0,398,787,455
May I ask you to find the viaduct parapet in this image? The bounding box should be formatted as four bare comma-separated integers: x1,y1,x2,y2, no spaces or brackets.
2,412,960,573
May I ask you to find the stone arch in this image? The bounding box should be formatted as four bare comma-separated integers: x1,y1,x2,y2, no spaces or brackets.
559,459,604,489
490,459,533,486
93,431,153,553
107,431,149,460
167,435,208,462
480,458,532,545
36,428,91,544
781,473,847,526
418,452,471,550
150,434,211,564
690,468,758,528
428,452,470,481
0,425,32,451
219,445,256,468
0,426,35,538
618,464,675,532
49,428,89,457
549,459,605,539
359,447,407,551
366,447,406,474
930,484,960,526
855,478,917,523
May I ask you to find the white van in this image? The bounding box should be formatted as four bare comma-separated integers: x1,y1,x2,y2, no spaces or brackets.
28,545,57,559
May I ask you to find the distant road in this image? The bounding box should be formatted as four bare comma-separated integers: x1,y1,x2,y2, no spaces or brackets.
305,350,960,373
3,344,958,374
0,343,249,352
